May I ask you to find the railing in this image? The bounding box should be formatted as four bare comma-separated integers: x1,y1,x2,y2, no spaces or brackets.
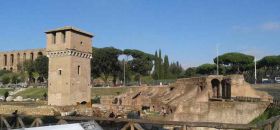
57,116,280,130
0,115,279,130
233,96,261,102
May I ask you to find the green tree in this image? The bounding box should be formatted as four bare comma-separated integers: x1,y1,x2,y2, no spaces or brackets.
0,70,10,77
22,60,35,83
169,61,184,78
152,51,159,80
184,67,197,78
124,49,154,85
158,49,163,79
32,72,40,84
91,47,123,85
257,55,280,79
196,64,216,75
1,75,11,85
43,92,47,100
34,56,49,79
163,55,170,79
4,91,9,102
11,73,21,84
214,52,254,74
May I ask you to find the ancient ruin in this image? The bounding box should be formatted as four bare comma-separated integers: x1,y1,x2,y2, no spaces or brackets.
99,75,272,124
46,26,93,106
0,49,46,72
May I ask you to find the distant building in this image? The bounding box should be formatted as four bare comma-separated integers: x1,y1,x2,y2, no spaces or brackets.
0,48,46,72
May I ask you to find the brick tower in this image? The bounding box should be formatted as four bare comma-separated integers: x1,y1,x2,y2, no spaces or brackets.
46,26,93,106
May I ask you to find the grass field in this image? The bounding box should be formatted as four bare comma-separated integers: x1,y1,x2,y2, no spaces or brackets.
15,88,47,99
13,87,137,99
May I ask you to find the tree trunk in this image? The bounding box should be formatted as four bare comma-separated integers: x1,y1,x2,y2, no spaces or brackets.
138,76,142,86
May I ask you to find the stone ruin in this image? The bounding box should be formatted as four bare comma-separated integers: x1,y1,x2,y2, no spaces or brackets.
98,75,272,124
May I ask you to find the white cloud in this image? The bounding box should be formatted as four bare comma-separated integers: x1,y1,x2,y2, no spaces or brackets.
260,22,280,31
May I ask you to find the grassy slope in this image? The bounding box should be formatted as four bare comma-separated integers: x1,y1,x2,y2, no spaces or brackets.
14,87,138,99
0,89,13,96
15,88,47,99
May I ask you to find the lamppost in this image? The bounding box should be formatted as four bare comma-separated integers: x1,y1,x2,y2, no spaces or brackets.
119,54,132,86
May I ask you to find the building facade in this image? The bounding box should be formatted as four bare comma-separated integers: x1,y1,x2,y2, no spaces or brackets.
46,26,93,106
0,49,46,72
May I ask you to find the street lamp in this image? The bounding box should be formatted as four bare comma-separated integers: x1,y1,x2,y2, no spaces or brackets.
118,54,133,86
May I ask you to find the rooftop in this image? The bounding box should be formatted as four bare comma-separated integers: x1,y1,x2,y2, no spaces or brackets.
45,26,93,37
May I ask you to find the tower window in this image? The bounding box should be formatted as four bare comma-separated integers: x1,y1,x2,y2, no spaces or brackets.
62,31,66,43
78,65,80,75
80,41,83,45
52,32,56,44
58,69,62,75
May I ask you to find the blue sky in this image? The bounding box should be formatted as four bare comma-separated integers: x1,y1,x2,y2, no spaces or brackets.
0,0,280,68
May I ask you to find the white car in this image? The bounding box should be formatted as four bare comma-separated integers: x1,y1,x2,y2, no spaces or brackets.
275,77,280,84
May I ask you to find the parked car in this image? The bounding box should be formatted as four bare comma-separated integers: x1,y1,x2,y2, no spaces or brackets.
275,77,280,84
262,78,271,84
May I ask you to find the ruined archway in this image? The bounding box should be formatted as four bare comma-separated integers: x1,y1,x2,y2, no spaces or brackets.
30,52,34,61
211,79,220,98
17,53,20,63
3,54,7,66
10,54,14,66
38,52,43,57
23,53,27,61
221,79,231,99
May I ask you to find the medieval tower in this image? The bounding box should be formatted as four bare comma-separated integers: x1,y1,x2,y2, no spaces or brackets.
46,26,93,106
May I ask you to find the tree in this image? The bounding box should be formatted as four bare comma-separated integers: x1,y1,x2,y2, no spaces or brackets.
4,91,9,102
163,55,170,79
214,52,254,74
1,75,10,85
152,51,159,80
257,55,280,79
158,49,163,79
91,47,123,85
169,61,183,78
11,73,21,84
32,72,40,84
22,60,35,83
124,49,154,85
196,64,216,75
34,56,49,79
258,55,280,69
43,92,47,100
184,67,197,78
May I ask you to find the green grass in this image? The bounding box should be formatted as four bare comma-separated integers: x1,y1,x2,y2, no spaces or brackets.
15,88,47,99
0,88,12,96
13,87,138,99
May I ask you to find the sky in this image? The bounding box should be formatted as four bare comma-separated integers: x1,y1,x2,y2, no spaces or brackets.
0,0,280,68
